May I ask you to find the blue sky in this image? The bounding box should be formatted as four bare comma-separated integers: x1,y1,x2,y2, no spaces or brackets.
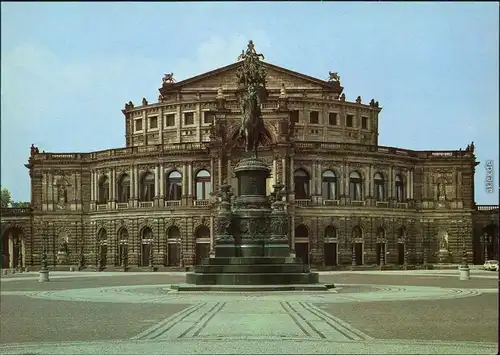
1,2,498,204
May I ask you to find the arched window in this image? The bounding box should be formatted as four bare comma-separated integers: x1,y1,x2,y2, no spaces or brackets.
166,171,182,201
117,174,130,203
195,170,211,200
97,228,107,242
167,226,181,239
376,227,385,240
349,171,362,201
374,173,385,201
395,174,404,202
322,170,337,200
324,226,337,239
195,225,210,239
98,176,109,204
352,226,363,239
142,227,153,240
294,169,310,199
140,172,155,202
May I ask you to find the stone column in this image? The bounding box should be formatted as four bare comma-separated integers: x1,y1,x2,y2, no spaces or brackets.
290,215,296,256
388,166,393,199
369,165,373,197
154,165,160,206
76,172,82,211
311,161,316,199
182,164,187,205
364,167,370,199
209,215,214,255
93,171,98,205
217,157,222,186
8,233,13,268
340,163,345,196
188,162,193,202
211,157,216,189
90,170,94,209
457,171,462,199
272,158,277,185
281,157,286,186
129,166,134,204
159,107,164,145
48,173,54,211
227,156,233,191
159,164,165,206
289,157,294,201
133,166,139,207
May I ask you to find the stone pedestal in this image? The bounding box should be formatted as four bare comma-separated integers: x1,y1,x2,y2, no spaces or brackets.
39,270,49,282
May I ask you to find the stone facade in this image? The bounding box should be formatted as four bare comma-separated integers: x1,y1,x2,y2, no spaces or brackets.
1,59,498,270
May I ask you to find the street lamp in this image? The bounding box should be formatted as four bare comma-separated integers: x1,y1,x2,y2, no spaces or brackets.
39,223,49,282
149,240,154,271
482,232,491,262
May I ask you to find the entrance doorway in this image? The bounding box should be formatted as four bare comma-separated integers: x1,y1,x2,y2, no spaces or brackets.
323,243,337,266
397,243,405,265
141,243,151,266
354,243,363,265
118,244,128,265
195,243,210,265
295,242,309,265
376,243,386,265
167,242,180,266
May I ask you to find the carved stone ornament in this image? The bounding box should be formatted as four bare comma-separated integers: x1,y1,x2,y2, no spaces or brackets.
270,216,287,235
327,72,340,82
215,217,231,235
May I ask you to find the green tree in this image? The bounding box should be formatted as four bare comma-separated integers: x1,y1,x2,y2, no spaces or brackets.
1,188,12,207
11,201,30,208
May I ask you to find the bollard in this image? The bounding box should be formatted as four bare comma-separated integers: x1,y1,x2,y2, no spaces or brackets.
459,265,470,280
39,269,50,282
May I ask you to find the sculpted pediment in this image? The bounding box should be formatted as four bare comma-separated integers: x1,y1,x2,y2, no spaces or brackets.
159,62,342,94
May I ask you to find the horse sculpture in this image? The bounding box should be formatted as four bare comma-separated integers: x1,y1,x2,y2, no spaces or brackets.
240,86,265,156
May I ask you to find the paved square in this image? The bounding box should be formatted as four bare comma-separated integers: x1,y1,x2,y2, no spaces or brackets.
0,270,497,354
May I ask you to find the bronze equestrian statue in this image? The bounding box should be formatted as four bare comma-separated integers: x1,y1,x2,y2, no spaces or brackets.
237,41,268,157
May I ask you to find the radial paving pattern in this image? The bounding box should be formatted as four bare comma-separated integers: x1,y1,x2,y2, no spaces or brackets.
1,272,497,355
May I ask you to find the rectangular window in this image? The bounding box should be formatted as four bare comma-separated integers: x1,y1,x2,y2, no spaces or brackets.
135,119,143,132
290,110,299,123
361,117,368,130
203,111,213,124
328,113,337,125
184,112,194,126
149,116,158,129
309,111,319,124
165,114,175,127
346,115,354,127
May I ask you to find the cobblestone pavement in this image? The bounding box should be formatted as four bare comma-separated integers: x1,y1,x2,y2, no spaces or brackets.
0,271,497,354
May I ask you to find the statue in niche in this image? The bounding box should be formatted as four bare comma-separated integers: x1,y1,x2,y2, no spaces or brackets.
56,183,68,209
438,230,449,251
437,181,446,201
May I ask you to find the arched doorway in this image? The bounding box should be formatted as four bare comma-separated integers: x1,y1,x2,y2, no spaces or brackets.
294,224,309,264
97,228,108,268
323,225,337,266
117,228,129,266
195,225,210,265
166,226,181,266
352,226,363,265
2,227,24,269
375,227,386,265
140,227,153,266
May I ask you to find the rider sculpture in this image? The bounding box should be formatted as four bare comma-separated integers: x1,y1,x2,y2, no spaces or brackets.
236,41,268,156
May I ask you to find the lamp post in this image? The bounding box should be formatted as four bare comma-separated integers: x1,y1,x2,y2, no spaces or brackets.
482,232,490,262
39,224,50,282
148,241,154,271
459,224,470,280
78,245,85,271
